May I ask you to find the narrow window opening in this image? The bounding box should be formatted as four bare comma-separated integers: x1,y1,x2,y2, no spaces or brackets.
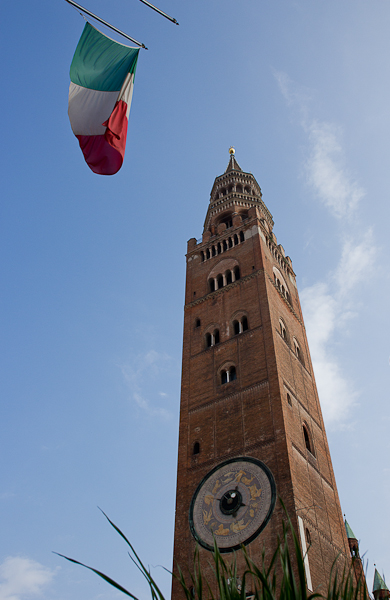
214,329,220,344
209,279,215,292
226,270,232,285
195,318,201,328
240,231,245,243
201,251,205,262
206,248,210,259
206,333,212,348
303,425,314,455
233,320,240,335
229,237,233,248
223,240,228,251
234,266,240,281
229,366,237,381
287,393,292,406
217,243,222,254
242,316,248,331
234,234,239,245
193,442,200,455
221,370,228,385
212,246,216,257
217,274,224,289
305,528,311,546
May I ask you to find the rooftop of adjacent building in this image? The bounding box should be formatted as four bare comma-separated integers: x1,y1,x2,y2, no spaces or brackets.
345,518,357,540
374,569,389,593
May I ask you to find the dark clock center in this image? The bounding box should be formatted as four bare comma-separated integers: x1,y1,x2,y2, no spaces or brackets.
220,489,243,515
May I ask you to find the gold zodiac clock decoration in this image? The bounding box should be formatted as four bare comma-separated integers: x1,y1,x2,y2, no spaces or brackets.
189,457,276,552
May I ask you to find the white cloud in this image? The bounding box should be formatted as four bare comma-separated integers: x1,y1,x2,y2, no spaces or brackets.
275,71,365,219
120,350,172,419
305,121,365,218
334,229,376,294
301,233,376,428
0,557,55,600
275,71,377,427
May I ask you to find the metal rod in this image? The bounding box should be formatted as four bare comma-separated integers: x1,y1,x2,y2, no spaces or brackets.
65,0,147,48
138,0,179,25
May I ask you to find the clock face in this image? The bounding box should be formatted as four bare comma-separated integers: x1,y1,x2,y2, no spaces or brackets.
189,457,276,553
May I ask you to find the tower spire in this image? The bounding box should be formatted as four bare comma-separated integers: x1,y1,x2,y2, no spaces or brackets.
225,146,242,173
373,569,390,600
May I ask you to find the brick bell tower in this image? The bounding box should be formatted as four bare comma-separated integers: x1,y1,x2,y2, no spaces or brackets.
171,149,350,597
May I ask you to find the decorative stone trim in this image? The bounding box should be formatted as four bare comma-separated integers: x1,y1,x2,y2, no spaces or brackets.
188,380,269,415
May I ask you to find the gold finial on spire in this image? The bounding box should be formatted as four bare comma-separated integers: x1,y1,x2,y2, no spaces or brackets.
229,146,235,155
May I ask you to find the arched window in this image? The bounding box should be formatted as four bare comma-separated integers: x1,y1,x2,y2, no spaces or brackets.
228,237,233,248
220,365,237,385
273,267,290,302
212,246,216,257
234,266,240,281
195,318,201,328
206,248,210,259
279,319,287,340
234,234,239,245
240,231,245,243
293,338,303,363
223,240,228,251
205,329,220,348
303,424,315,456
217,274,223,289
217,242,222,254
193,442,200,455
209,279,215,292
226,270,232,285
201,251,205,262
233,316,248,336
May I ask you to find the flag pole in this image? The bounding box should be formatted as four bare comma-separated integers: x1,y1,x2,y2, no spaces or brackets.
64,0,147,48
138,0,179,25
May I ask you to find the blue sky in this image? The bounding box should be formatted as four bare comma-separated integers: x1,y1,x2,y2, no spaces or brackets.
1,1,389,599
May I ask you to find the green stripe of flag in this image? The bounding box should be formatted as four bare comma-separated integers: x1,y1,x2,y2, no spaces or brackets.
70,23,139,91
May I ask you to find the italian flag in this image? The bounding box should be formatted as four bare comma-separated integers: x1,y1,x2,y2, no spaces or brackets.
68,23,139,175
